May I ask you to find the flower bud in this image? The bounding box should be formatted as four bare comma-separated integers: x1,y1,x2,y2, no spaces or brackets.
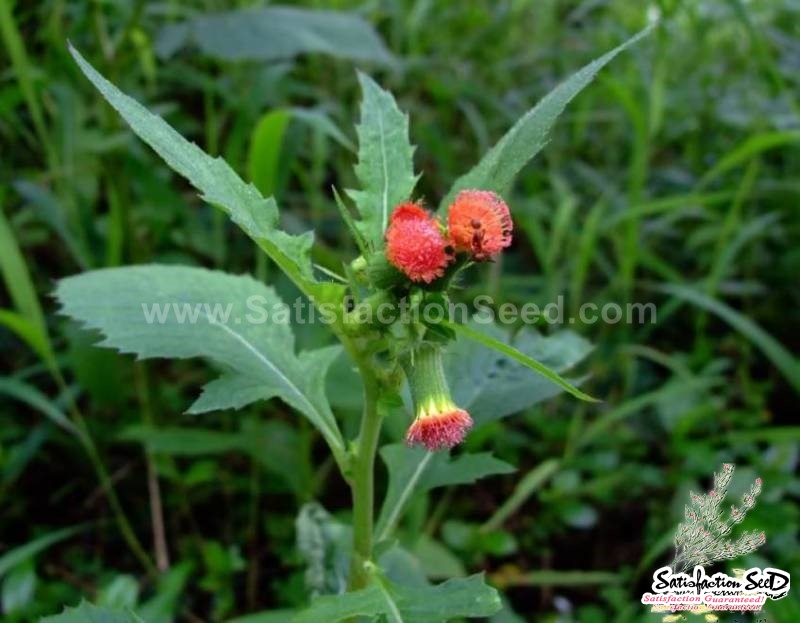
402,343,472,451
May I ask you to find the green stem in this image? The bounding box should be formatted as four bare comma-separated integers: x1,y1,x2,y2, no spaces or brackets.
74,414,157,575
348,366,382,591
56,370,157,575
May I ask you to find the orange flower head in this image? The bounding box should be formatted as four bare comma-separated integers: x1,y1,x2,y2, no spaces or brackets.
390,202,429,223
406,404,473,451
447,190,512,260
385,202,452,283
403,344,473,452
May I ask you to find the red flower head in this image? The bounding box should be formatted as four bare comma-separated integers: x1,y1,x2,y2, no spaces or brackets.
403,344,473,451
447,190,512,260
406,404,473,451
385,202,452,283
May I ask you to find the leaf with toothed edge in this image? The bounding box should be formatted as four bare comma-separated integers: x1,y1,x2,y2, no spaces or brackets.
375,444,515,542
347,72,419,252
68,43,344,304
291,573,501,623
40,600,144,623
54,265,345,461
438,25,654,212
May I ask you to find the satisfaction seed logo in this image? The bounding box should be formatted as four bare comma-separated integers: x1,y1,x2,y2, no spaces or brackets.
640,464,791,620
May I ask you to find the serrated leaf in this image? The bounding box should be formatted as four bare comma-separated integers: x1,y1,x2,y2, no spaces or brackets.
40,600,144,623
154,7,393,64
55,265,344,460
347,73,419,250
376,444,515,541
68,45,341,301
439,25,654,210
442,319,596,408
292,574,501,623
445,321,594,423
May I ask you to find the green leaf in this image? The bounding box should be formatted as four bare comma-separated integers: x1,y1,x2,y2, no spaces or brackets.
496,569,621,587
40,600,144,623
226,611,298,623
0,205,56,371
291,108,355,152
376,444,515,541
445,321,594,423
481,459,560,532
378,544,429,588
68,45,340,300
154,7,393,64
0,310,52,366
575,376,721,451
699,130,800,187
137,561,192,623
55,265,345,461
119,426,244,455
347,73,419,250
412,534,466,579
13,180,91,269
423,451,516,489
0,376,79,437
438,25,654,210
120,420,310,495
247,109,291,199
97,575,139,609
658,283,800,392
442,319,597,404
0,525,85,578
2,559,36,614
292,574,501,623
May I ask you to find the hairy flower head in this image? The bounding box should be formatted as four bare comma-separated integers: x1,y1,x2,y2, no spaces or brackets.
406,402,473,451
385,202,452,283
447,190,512,260
402,344,472,451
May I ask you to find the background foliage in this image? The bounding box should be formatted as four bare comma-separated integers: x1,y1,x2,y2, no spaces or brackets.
1,0,798,621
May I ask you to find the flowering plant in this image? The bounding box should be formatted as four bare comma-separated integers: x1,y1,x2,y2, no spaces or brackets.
51,26,651,622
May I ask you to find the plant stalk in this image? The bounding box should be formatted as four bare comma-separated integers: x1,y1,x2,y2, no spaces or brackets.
56,370,157,575
348,367,382,591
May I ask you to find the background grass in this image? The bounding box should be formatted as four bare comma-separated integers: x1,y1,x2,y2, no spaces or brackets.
1,0,798,621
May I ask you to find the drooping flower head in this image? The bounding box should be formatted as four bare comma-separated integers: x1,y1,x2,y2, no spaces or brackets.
447,190,512,260
403,343,473,451
385,202,452,283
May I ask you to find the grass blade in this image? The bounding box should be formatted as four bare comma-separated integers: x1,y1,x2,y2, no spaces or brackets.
659,284,800,393
0,205,56,371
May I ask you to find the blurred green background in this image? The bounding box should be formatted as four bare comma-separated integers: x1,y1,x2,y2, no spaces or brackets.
1,0,798,621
